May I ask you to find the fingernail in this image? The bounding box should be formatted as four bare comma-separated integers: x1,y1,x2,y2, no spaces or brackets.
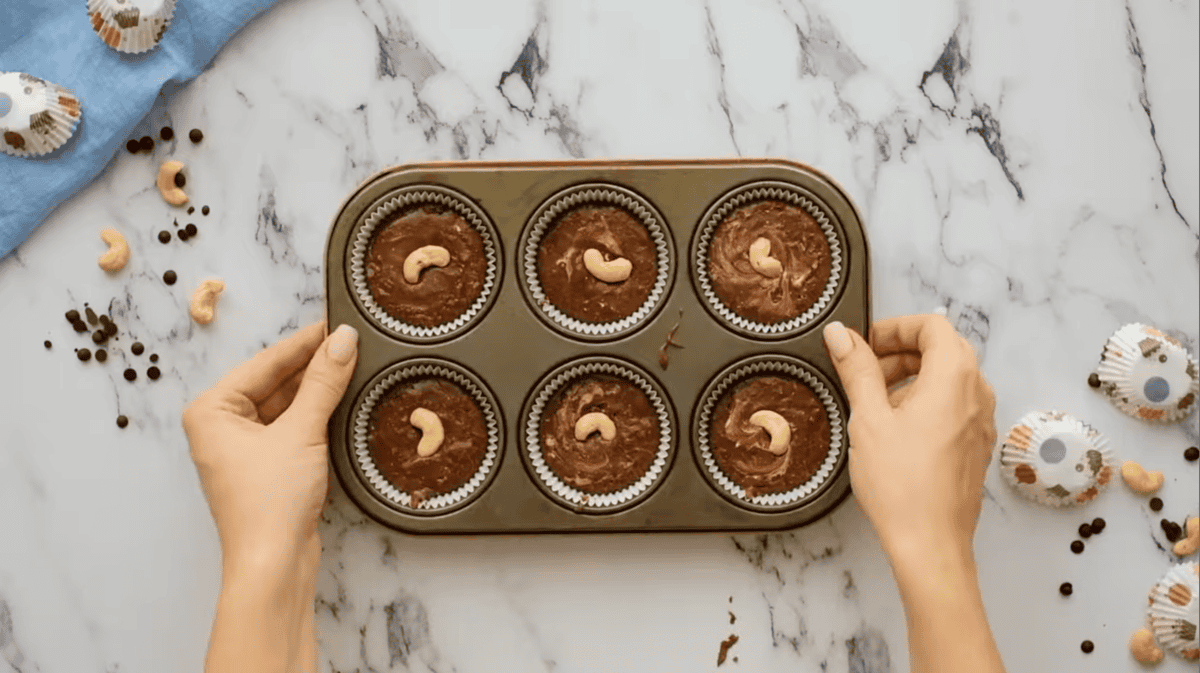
327,324,358,364
824,321,853,358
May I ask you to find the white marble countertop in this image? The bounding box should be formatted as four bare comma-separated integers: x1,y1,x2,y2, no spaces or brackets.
1,1,1197,671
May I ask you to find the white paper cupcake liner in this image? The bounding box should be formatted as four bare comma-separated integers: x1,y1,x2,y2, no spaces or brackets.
693,181,843,338
524,359,673,511
87,0,175,54
348,185,500,341
695,356,844,509
520,184,673,339
1147,561,1199,660
352,361,502,513
998,411,1115,507
0,72,82,158
1093,323,1198,423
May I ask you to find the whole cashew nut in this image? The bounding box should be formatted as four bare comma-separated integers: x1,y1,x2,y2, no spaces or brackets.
97,228,129,272
157,161,189,207
583,248,632,284
748,237,783,278
1120,461,1164,494
189,279,225,324
403,245,451,284
410,407,445,457
1174,516,1199,557
749,410,791,455
574,412,616,442
1128,628,1164,664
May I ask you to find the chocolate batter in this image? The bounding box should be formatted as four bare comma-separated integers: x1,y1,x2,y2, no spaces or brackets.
708,201,832,325
537,206,657,323
540,374,660,494
368,377,487,505
711,375,830,498
366,206,487,327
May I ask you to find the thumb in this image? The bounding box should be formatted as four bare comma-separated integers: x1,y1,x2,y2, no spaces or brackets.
823,321,890,417
280,324,359,435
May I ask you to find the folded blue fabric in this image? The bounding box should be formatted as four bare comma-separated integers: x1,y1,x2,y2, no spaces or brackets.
0,0,280,259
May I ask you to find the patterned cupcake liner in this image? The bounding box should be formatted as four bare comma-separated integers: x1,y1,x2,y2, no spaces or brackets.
694,355,845,510
0,72,82,158
347,185,501,343
1093,323,1198,423
352,360,502,514
519,184,673,340
87,0,175,54
998,411,1115,507
523,358,674,512
693,181,844,338
1147,561,1199,660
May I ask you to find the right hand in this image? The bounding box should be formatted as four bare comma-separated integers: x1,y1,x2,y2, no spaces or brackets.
822,315,997,560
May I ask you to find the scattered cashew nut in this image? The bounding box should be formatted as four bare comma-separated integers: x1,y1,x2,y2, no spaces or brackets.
748,237,783,278
1121,461,1165,494
582,248,632,284
156,160,189,206
97,228,129,272
409,407,445,457
1129,628,1164,664
574,412,616,442
403,245,451,284
749,410,791,455
189,279,225,324
1174,516,1199,557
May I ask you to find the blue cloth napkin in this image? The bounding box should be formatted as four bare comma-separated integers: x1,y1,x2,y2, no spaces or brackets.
0,0,281,259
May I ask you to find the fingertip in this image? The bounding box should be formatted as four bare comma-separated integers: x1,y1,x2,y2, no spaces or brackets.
327,325,359,365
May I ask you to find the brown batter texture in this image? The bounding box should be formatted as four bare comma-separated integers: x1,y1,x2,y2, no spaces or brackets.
537,206,657,323
368,377,487,505
711,375,830,498
708,201,832,325
366,206,487,327
540,374,660,494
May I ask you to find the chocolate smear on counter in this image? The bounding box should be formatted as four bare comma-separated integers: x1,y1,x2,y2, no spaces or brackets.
717,634,738,666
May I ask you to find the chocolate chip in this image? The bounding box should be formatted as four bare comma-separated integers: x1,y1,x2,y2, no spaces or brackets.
123,368,137,381
1090,517,1105,533
1162,520,1183,542
126,139,140,154
65,309,80,323
98,314,111,326
1186,446,1199,462
1080,640,1094,654
77,348,91,362
201,205,210,216
95,349,107,363
116,415,128,428
92,330,107,345
85,307,98,325
174,171,186,189
1150,497,1163,512
139,135,154,152
1159,354,1168,363
1070,540,1084,554
147,366,160,380
163,270,177,285
149,353,159,363
72,320,89,333
131,342,144,356
43,340,51,349
1087,372,1101,388
160,126,174,141
189,129,203,143
187,206,195,215
1078,523,1092,538
1059,582,1073,596
158,230,171,244
185,223,197,237
104,321,117,337
177,229,189,242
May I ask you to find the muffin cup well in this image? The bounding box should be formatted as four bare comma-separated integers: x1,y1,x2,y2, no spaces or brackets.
522,357,675,513
692,181,844,339
518,184,674,341
352,359,503,515
694,355,845,511
347,184,501,343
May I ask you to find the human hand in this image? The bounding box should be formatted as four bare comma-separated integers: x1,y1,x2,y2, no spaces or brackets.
183,322,359,575
823,315,997,561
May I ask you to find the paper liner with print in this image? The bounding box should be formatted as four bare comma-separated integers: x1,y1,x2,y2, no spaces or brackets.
352,361,502,514
695,357,844,509
86,0,175,54
347,185,500,342
523,360,673,511
0,73,82,158
1093,323,1198,423
1147,561,1199,661
998,411,1115,507
520,184,673,339
693,181,843,338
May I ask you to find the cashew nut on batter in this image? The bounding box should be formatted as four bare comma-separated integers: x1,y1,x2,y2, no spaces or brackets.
583,248,632,284
403,245,451,284
749,410,790,455
748,237,783,278
575,412,616,442
409,407,445,457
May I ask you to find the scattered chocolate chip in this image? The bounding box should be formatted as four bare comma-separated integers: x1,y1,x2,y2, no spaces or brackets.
149,353,159,363
177,230,189,242
160,126,174,141
85,307,98,325
189,129,203,143
125,139,140,154
173,171,186,188
123,368,137,381
98,314,111,326
65,309,80,323
1087,372,1101,388
1070,540,1085,554
104,321,117,337
1186,446,1199,462
131,342,144,356
92,330,107,345
1059,582,1073,596
72,320,89,333
116,415,128,429
1150,497,1164,512
1078,523,1092,538
163,270,177,285
187,206,195,215
1090,517,1106,533
1081,640,1094,654
158,230,171,244
147,366,160,380
1159,354,1168,363
201,205,210,216
42,340,51,350
95,349,107,363
1162,520,1183,542
139,135,154,152
77,348,91,362
185,223,197,237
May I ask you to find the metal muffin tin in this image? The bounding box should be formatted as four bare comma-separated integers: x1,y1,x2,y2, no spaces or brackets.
324,159,871,534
